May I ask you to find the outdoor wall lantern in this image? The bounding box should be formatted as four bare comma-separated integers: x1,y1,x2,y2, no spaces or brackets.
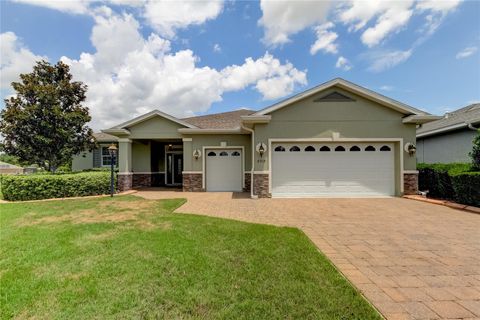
404,142,416,156
108,143,118,197
256,143,267,158
193,149,201,160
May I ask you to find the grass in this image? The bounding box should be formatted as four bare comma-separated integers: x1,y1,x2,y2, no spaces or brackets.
0,195,381,319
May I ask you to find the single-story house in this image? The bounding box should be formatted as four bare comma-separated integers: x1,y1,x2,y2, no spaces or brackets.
416,104,480,163
74,78,440,198
72,132,119,171
0,161,24,175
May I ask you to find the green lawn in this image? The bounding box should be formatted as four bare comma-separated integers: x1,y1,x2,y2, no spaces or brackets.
0,196,381,319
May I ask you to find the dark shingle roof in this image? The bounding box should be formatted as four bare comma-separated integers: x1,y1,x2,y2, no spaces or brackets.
417,103,480,135
182,109,255,129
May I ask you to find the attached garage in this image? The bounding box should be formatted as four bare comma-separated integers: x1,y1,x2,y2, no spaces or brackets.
205,148,243,192
271,142,395,197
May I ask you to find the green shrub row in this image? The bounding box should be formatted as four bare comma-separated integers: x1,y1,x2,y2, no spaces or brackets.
418,163,479,207
0,172,116,201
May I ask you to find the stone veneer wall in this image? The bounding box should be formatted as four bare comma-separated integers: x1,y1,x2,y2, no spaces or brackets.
403,172,418,195
132,174,152,188
253,173,270,198
118,174,132,192
183,173,203,192
244,172,251,192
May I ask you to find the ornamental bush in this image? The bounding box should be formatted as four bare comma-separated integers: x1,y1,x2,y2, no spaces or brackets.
0,172,115,201
417,163,479,207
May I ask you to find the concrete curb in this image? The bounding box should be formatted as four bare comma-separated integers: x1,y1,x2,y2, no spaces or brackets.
403,195,480,214
0,190,138,204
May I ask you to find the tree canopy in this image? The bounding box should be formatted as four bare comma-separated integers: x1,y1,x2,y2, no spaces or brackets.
470,130,480,170
0,60,95,171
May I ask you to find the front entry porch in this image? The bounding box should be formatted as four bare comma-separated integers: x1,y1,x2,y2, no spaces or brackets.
118,139,184,191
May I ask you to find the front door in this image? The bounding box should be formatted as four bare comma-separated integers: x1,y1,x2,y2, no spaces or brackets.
166,153,183,186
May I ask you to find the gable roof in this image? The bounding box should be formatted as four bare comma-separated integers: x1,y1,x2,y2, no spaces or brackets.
417,103,480,138
252,78,428,116
107,109,198,131
183,109,254,129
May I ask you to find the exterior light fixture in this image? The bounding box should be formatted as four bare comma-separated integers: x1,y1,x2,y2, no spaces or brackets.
193,149,201,160
168,144,173,151
404,143,416,156
256,143,267,158
107,143,118,197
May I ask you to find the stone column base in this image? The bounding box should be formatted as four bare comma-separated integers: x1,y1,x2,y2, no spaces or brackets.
132,173,152,188
118,173,133,192
404,172,419,195
253,173,270,198
183,173,203,192
244,172,251,192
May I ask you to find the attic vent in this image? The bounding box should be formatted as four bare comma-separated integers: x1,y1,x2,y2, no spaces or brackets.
313,91,355,102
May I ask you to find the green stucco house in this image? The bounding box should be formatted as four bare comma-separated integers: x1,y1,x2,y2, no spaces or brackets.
73,78,440,198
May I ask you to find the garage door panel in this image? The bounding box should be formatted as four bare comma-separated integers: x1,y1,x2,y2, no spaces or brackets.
272,142,395,197
206,149,242,192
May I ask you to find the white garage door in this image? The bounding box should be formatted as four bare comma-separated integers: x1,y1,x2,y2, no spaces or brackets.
272,142,395,197
205,149,242,192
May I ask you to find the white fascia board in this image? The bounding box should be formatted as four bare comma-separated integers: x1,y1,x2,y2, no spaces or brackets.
177,127,250,134
402,115,443,124
102,128,131,135
254,78,426,116
108,109,198,130
416,122,468,138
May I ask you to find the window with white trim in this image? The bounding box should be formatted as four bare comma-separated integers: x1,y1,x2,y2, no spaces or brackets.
101,147,112,166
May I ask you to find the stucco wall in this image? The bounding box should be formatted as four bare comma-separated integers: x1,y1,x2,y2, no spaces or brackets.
127,117,184,139
417,129,476,163
253,87,417,171
132,141,151,172
183,134,252,172
72,151,93,171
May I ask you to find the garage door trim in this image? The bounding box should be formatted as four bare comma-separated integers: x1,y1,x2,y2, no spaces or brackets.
267,138,404,195
202,146,245,190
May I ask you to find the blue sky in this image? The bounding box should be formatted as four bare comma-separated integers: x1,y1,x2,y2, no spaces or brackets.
1,0,479,130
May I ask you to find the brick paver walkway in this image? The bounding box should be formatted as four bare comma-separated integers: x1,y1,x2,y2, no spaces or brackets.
136,189,480,320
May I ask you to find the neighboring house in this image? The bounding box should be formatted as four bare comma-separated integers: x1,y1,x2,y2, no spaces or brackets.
0,161,24,175
416,104,480,164
93,78,438,198
72,132,118,171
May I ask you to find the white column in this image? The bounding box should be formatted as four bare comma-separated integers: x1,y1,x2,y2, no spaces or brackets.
118,138,132,173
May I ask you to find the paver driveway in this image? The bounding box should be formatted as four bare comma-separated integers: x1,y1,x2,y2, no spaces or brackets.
136,189,480,320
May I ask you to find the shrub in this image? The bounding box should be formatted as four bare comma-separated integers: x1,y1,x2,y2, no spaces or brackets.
470,130,480,170
418,163,479,206
450,172,480,207
1,172,116,201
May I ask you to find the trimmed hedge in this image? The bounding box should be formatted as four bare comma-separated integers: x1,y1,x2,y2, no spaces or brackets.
0,172,116,201
418,163,479,207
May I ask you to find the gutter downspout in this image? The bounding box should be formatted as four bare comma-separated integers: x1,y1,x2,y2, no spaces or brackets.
241,125,256,199
467,122,479,131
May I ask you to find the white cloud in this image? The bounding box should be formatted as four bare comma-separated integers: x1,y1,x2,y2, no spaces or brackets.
335,56,352,71
416,0,462,36
310,22,338,55
339,0,415,47
0,32,47,90
143,0,223,38
367,49,412,72
380,85,394,91
456,46,478,59
259,0,332,46
213,43,221,53
12,0,91,14
59,13,306,129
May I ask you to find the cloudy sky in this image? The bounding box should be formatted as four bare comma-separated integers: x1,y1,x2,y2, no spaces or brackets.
1,0,479,130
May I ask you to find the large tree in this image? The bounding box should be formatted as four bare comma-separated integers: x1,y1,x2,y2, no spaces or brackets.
0,60,95,171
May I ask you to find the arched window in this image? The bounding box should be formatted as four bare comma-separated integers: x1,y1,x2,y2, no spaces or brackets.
289,146,300,152
219,151,228,156
274,146,285,152
207,151,216,156
350,146,361,152
319,146,331,152
380,145,391,151
231,151,240,156
365,145,376,151
305,146,315,152
335,146,346,152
